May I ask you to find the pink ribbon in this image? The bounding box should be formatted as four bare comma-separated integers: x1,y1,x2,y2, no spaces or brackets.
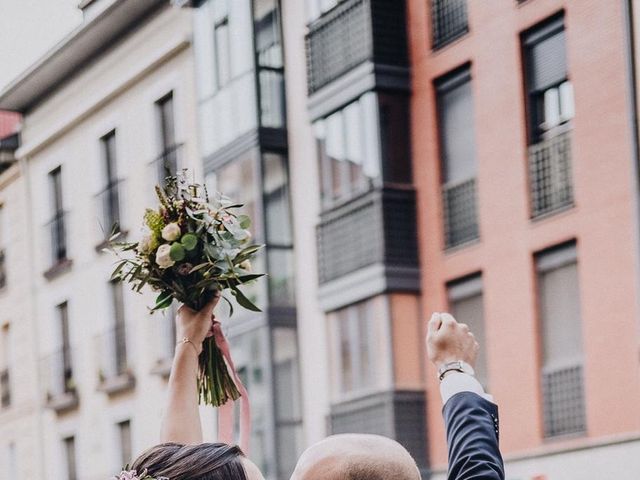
212,321,251,454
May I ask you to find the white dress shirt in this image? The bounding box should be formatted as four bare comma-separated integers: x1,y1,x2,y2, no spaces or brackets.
440,372,494,404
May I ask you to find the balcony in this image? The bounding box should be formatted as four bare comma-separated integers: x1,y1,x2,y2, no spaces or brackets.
329,390,427,473
431,0,468,50
529,130,573,219
305,0,408,96
41,348,79,413
96,325,135,395
442,177,479,249
542,363,586,438
0,367,9,408
151,143,183,184
0,249,6,289
44,212,73,280
316,187,419,310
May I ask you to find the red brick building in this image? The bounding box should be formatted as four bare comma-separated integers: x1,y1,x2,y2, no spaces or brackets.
408,0,640,477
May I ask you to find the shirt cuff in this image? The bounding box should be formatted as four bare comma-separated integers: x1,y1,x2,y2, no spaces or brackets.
440,372,493,405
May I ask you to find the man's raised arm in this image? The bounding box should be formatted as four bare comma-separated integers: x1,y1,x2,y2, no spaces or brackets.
427,312,505,480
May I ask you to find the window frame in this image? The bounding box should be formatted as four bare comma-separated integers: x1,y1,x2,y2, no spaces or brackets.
521,13,570,144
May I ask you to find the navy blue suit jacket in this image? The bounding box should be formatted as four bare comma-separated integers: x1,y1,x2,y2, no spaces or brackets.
443,392,505,480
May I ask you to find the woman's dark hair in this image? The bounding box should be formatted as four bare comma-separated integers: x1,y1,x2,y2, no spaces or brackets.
131,442,248,480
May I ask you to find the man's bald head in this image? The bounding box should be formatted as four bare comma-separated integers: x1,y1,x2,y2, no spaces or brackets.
291,434,421,480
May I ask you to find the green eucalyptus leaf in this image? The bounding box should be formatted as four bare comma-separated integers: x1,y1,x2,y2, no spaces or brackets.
237,215,251,229
181,233,198,251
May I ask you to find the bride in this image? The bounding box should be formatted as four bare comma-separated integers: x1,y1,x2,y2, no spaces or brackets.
118,296,264,480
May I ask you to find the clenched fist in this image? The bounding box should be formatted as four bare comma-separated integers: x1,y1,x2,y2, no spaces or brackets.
427,312,479,371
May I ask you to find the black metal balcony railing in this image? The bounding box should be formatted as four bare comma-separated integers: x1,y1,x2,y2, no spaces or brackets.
152,143,183,183
41,347,78,411
45,212,68,264
0,367,10,408
305,0,408,94
542,363,586,438
0,249,6,289
317,188,417,284
95,180,123,236
329,391,427,472
442,177,479,249
529,130,573,218
431,0,468,50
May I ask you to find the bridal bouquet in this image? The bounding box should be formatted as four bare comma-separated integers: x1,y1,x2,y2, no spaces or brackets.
110,173,263,406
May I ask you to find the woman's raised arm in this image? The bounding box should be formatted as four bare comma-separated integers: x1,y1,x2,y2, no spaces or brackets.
159,295,219,444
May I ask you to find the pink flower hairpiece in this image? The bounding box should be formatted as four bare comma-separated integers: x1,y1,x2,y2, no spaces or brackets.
113,468,168,480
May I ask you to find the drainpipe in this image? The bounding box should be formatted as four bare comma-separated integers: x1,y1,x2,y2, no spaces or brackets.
622,0,640,341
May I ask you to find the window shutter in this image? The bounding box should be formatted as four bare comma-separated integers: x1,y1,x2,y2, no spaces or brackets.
530,31,567,91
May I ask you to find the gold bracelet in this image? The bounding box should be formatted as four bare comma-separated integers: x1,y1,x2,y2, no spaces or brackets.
177,337,200,356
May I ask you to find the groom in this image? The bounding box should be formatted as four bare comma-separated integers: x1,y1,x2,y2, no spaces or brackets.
291,312,504,480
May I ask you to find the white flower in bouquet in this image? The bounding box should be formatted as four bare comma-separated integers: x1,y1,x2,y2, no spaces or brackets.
161,222,181,241
239,259,252,271
137,230,158,254
155,244,175,269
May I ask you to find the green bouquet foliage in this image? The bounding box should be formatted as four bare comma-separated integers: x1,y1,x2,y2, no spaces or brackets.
110,173,263,406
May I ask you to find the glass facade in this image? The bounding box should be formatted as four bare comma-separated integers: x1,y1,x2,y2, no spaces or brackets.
313,92,411,209
193,1,301,478
327,296,393,402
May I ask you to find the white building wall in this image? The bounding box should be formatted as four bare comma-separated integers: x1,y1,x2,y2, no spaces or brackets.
281,0,331,448
0,165,42,480
6,6,217,480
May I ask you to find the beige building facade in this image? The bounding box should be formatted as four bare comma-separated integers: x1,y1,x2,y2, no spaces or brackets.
0,2,207,479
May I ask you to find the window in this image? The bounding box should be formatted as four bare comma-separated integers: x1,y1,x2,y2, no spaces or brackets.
436,66,479,248
523,15,572,142
536,242,586,437
314,93,382,208
523,14,574,218
263,154,294,306
58,302,74,394
431,0,468,50
156,93,177,182
448,275,488,388
214,0,231,89
328,297,392,399
98,131,121,234
48,167,67,263
111,281,127,376
118,420,132,467
63,436,77,480
0,324,10,408
306,0,338,22
229,328,269,473
255,0,285,128
273,328,303,478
